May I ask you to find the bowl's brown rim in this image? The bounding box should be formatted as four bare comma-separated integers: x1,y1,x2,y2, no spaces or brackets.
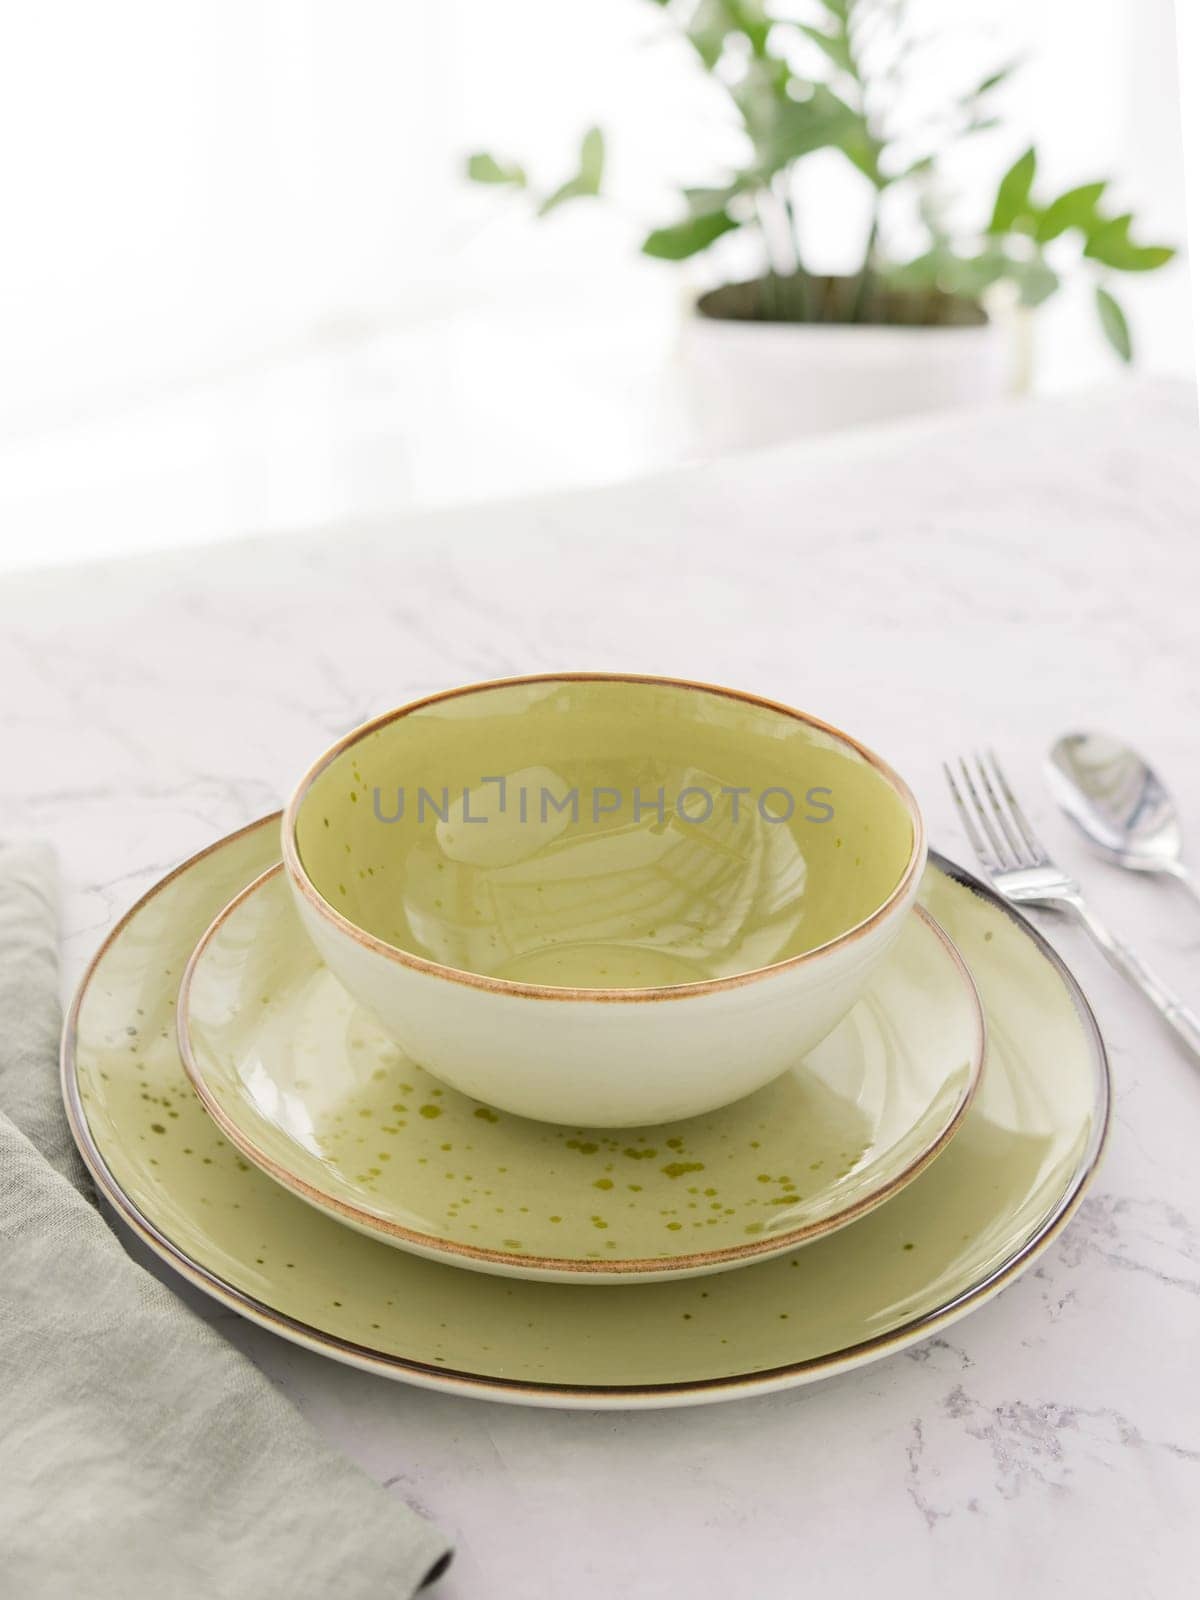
280,672,928,1004
175,864,985,1279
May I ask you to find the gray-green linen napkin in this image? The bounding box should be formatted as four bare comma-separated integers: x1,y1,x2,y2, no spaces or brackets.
0,842,451,1597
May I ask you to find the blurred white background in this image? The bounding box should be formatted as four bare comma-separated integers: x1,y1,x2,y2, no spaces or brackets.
0,0,1190,571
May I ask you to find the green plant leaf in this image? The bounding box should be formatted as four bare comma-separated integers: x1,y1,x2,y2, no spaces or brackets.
988,146,1037,233
1008,255,1060,307
886,243,1011,302
896,153,936,181
936,247,1011,299
1095,284,1133,361
741,83,862,179
536,126,605,217
1084,213,1175,272
733,0,771,56
465,152,527,187
885,251,942,291
964,59,1021,100
1034,181,1107,243
642,209,741,260
686,1,732,68
837,120,886,188
683,182,748,215
579,126,605,184
685,0,770,66
797,21,855,77
899,242,1058,310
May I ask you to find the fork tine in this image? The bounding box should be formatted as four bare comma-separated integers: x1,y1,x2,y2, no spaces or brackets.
972,751,1027,864
955,756,1014,868
985,750,1047,864
943,760,1003,871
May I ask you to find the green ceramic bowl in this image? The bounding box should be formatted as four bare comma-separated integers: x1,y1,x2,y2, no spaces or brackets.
282,675,926,1126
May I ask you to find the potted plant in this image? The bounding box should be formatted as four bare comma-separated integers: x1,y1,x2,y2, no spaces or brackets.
466,0,1175,449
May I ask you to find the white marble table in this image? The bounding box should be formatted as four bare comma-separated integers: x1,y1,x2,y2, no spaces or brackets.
3,379,1199,1598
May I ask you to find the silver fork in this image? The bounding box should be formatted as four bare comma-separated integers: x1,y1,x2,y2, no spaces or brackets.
945,751,1200,1060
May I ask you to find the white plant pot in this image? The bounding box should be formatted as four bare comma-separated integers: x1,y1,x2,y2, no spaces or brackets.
676,300,1011,453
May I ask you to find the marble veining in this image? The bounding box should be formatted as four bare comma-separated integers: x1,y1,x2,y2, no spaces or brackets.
4,379,1200,1597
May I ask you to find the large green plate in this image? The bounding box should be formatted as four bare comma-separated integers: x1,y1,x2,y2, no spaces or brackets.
63,816,1109,1409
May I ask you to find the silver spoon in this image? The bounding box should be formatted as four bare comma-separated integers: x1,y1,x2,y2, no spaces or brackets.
1047,732,1200,909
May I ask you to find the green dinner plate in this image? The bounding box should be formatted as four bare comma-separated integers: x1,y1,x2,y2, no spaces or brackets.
62,816,1109,1409
177,866,983,1282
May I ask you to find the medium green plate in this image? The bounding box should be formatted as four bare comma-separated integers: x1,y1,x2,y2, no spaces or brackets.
177,866,983,1282
62,816,1109,1409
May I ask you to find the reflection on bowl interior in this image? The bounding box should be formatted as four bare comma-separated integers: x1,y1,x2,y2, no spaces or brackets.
295,680,915,988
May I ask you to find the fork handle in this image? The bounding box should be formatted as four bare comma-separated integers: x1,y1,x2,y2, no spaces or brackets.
1061,893,1200,1060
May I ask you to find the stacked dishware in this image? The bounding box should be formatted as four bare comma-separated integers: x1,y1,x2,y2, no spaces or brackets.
62,675,1111,1408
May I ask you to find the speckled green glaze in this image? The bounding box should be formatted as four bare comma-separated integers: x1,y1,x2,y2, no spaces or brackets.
178,867,982,1281
63,816,1109,1409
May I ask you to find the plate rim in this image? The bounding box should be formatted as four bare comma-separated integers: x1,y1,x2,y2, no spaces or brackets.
175,861,985,1280
60,813,1111,1409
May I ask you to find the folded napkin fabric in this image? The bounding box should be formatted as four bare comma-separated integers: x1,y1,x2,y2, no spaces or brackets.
0,841,451,1598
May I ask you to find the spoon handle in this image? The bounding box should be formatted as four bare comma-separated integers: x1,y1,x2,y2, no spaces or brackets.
1063,894,1200,1060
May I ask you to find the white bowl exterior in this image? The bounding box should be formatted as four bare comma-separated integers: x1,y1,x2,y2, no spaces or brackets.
288,863,925,1126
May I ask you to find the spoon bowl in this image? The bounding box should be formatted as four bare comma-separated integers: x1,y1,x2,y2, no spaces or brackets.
1047,732,1195,891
